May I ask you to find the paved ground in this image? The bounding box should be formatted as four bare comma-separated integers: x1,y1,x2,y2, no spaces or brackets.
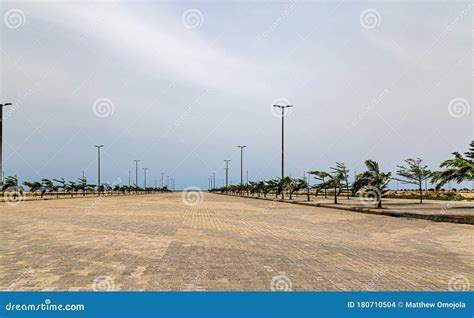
266,194,474,215
0,193,472,291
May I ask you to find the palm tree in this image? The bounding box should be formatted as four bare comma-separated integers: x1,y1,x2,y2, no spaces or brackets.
263,179,279,198
23,181,43,198
432,141,473,190
286,177,308,200
335,162,350,199
53,178,66,198
65,181,78,197
308,168,344,204
352,160,391,208
309,171,328,198
2,176,23,201
396,158,432,203
41,179,57,198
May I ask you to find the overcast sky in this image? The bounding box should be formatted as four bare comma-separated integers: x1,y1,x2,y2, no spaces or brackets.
1,0,472,189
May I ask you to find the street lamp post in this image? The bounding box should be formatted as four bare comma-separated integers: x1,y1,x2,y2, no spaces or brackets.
94,145,104,193
0,102,12,182
237,146,247,186
273,104,293,199
212,172,216,189
133,160,140,187
143,168,148,188
161,173,164,188
167,175,170,189
224,160,231,188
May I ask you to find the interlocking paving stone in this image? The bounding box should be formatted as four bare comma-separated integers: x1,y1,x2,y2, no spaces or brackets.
0,193,472,291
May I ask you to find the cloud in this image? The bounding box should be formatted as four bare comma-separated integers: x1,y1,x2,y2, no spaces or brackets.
20,3,274,97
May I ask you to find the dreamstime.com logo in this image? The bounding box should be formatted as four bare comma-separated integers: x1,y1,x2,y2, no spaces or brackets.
4,8,25,29
182,186,204,206
5,299,85,312
359,9,381,29
270,275,293,291
92,275,115,291
3,186,26,207
270,98,293,118
92,98,115,118
448,98,470,118
182,9,204,30
448,275,470,292
358,187,381,207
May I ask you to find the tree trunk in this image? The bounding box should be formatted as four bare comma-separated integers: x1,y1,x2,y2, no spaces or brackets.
334,185,338,204
346,180,350,200
419,182,423,204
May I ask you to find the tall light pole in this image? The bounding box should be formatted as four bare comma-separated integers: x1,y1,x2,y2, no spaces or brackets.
224,160,231,188
94,145,104,191
0,102,12,182
273,104,293,199
237,145,247,186
143,168,148,188
161,172,164,188
212,172,216,189
167,175,170,188
133,160,140,187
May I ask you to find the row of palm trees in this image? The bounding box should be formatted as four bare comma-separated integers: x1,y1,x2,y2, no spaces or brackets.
210,141,473,208
1,175,171,201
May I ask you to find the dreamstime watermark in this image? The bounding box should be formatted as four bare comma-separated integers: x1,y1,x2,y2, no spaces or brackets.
270,274,292,291
270,98,293,118
359,187,381,207
448,275,470,291
448,98,470,118
184,269,209,291
163,89,212,138
182,9,204,30
440,199,457,214
92,275,115,291
182,186,204,206
92,98,115,118
359,9,381,29
4,8,25,29
7,268,35,290
351,88,390,127
261,0,301,38
3,186,26,207
434,3,473,44
263,199,279,213
365,267,388,291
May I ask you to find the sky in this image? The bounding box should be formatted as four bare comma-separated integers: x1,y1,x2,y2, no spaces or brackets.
0,0,472,190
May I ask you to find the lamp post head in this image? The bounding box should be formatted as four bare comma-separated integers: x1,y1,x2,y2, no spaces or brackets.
273,104,293,109
0,103,12,107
